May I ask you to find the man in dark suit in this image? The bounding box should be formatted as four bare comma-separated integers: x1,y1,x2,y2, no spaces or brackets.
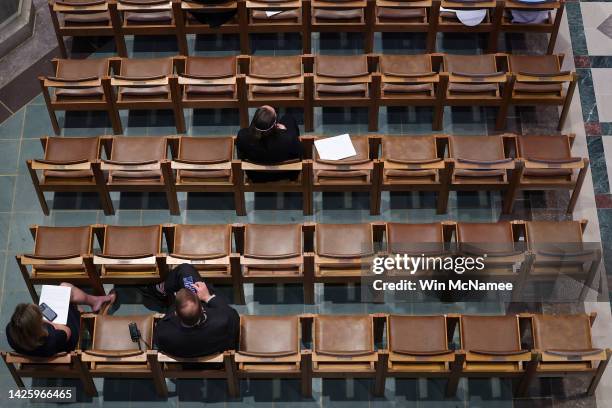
154,264,239,358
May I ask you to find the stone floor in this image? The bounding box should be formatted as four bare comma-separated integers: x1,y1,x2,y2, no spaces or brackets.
0,4,610,407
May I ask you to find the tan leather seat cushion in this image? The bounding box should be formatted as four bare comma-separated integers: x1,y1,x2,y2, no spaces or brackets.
377,7,426,21
383,83,433,95
240,315,299,355
124,11,173,23
185,55,236,78
316,223,373,257
173,224,230,257
518,135,573,178
389,315,447,353
316,83,367,96
92,314,154,351
315,315,372,354
461,315,521,352
118,58,173,98
244,224,302,258
63,11,110,24
252,85,301,95
186,85,235,97
449,83,498,94
532,314,592,351
54,58,108,99
109,137,166,181
313,8,363,20
251,9,300,20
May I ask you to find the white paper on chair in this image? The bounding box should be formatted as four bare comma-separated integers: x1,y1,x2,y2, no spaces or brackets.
39,285,71,325
266,10,284,17
314,134,357,161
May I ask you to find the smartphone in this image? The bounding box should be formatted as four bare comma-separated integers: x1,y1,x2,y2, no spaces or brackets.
39,303,57,322
182,276,197,294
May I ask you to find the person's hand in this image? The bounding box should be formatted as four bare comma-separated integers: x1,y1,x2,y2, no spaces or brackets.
192,281,212,303
277,123,287,130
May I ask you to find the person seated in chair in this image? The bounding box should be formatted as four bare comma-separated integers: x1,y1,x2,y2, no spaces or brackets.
6,283,115,358
153,263,240,358
237,105,302,183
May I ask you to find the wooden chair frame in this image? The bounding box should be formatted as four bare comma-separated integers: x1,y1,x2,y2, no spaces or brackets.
16,225,104,303
246,0,310,53
370,0,435,52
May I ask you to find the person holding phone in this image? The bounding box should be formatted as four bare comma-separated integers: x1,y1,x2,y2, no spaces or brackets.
153,263,240,358
6,283,115,357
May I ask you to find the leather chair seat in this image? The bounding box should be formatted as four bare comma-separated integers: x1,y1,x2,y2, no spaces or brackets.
108,136,166,183
383,83,433,95
384,169,436,182
449,83,498,95
514,83,562,94
457,222,517,255
185,84,235,98
240,315,299,357
461,315,522,353
251,9,300,21
523,168,572,178
103,225,161,272
315,315,373,356
244,224,302,259
315,170,370,184
44,170,95,183
526,221,583,245
63,11,110,25
377,7,426,21
55,87,105,100
177,137,233,182
316,224,373,258
313,8,363,21
389,315,448,354
124,11,173,23
450,135,507,183
518,135,574,179
179,169,232,182
91,314,154,352
249,56,303,98
532,314,593,352
53,58,108,101
41,137,99,183
183,56,236,100
32,226,91,272
119,85,170,98
382,135,437,163
387,223,444,255
118,57,172,99
454,169,505,182
316,83,367,97
110,170,163,182
252,84,302,96
173,224,230,258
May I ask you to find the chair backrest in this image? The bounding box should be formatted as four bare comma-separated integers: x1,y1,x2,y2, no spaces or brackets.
173,224,231,258
34,226,92,257
388,315,448,354
244,224,303,259
314,315,373,356
91,314,155,353
532,314,593,351
460,315,521,353
103,225,162,256
316,223,373,258
239,315,300,356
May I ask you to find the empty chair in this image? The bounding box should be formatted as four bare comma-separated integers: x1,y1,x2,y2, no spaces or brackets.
372,1,433,51
242,55,311,130
80,313,167,396
27,136,113,216
109,57,185,133
312,55,379,131
447,314,533,396
311,135,378,214
16,226,102,302
237,224,311,302
166,224,243,302
377,315,456,395
309,314,385,396
236,315,311,396
101,136,179,215
526,313,611,396
309,0,372,51
177,56,242,126
94,225,167,284
247,0,309,53
508,134,588,214
440,54,510,129
170,136,240,213
524,220,601,301
447,135,516,213
377,54,444,129
40,58,120,135
108,0,180,56
507,54,577,130
499,0,565,54
378,135,450,213
48,0,119,58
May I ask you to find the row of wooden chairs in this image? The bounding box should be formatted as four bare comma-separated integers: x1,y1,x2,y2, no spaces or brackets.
16,219,601,304
27,134,589,217
3,312,609,399
40,53,577,134
49,0,564,57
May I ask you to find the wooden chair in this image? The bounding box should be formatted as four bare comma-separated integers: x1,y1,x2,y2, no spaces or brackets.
240,54,312,131
506,134,589,214
455,221,532,301
27,136,113,216
48,0,121,58
378,135,450,213
308,0,373,52
176,56,243,127
523,313,611,397
16,225,103,303
108,0,182,57
440,54,511,130
524,220,602,302
431,0,503,53
506,54,577,131
447,134,517,213
236,315,311,396
376,315,457,396
2,351,97,397
498,0,564,54
235,223,312,302
169,136,241,213
371,0,434,52
100,136,179,215
309,135,379,214
311,54,379,131
246,0,310,53
446,314,535,396
174,0,246,54
164,224,244,303
79,313,168,396
40,58,121,135
108,57,185,133
376,54,444,130
307,314,386,396
93,224,168,285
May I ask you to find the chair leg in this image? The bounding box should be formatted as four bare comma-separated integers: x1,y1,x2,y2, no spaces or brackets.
558,76,577,131
147,352,168,397
301,352,313,397
27,167,49,216
516,352,539,397
373,352,388,397
234,189,246,216
108,107,123,135
75,353,98,397
224,352,240,398
587,350,611,396
445,353,465,397
303,189,313,215
2,358,25,388
17,259,39,303
567,164,588,214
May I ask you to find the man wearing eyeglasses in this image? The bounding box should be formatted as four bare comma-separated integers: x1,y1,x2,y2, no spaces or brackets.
153,264,240,358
